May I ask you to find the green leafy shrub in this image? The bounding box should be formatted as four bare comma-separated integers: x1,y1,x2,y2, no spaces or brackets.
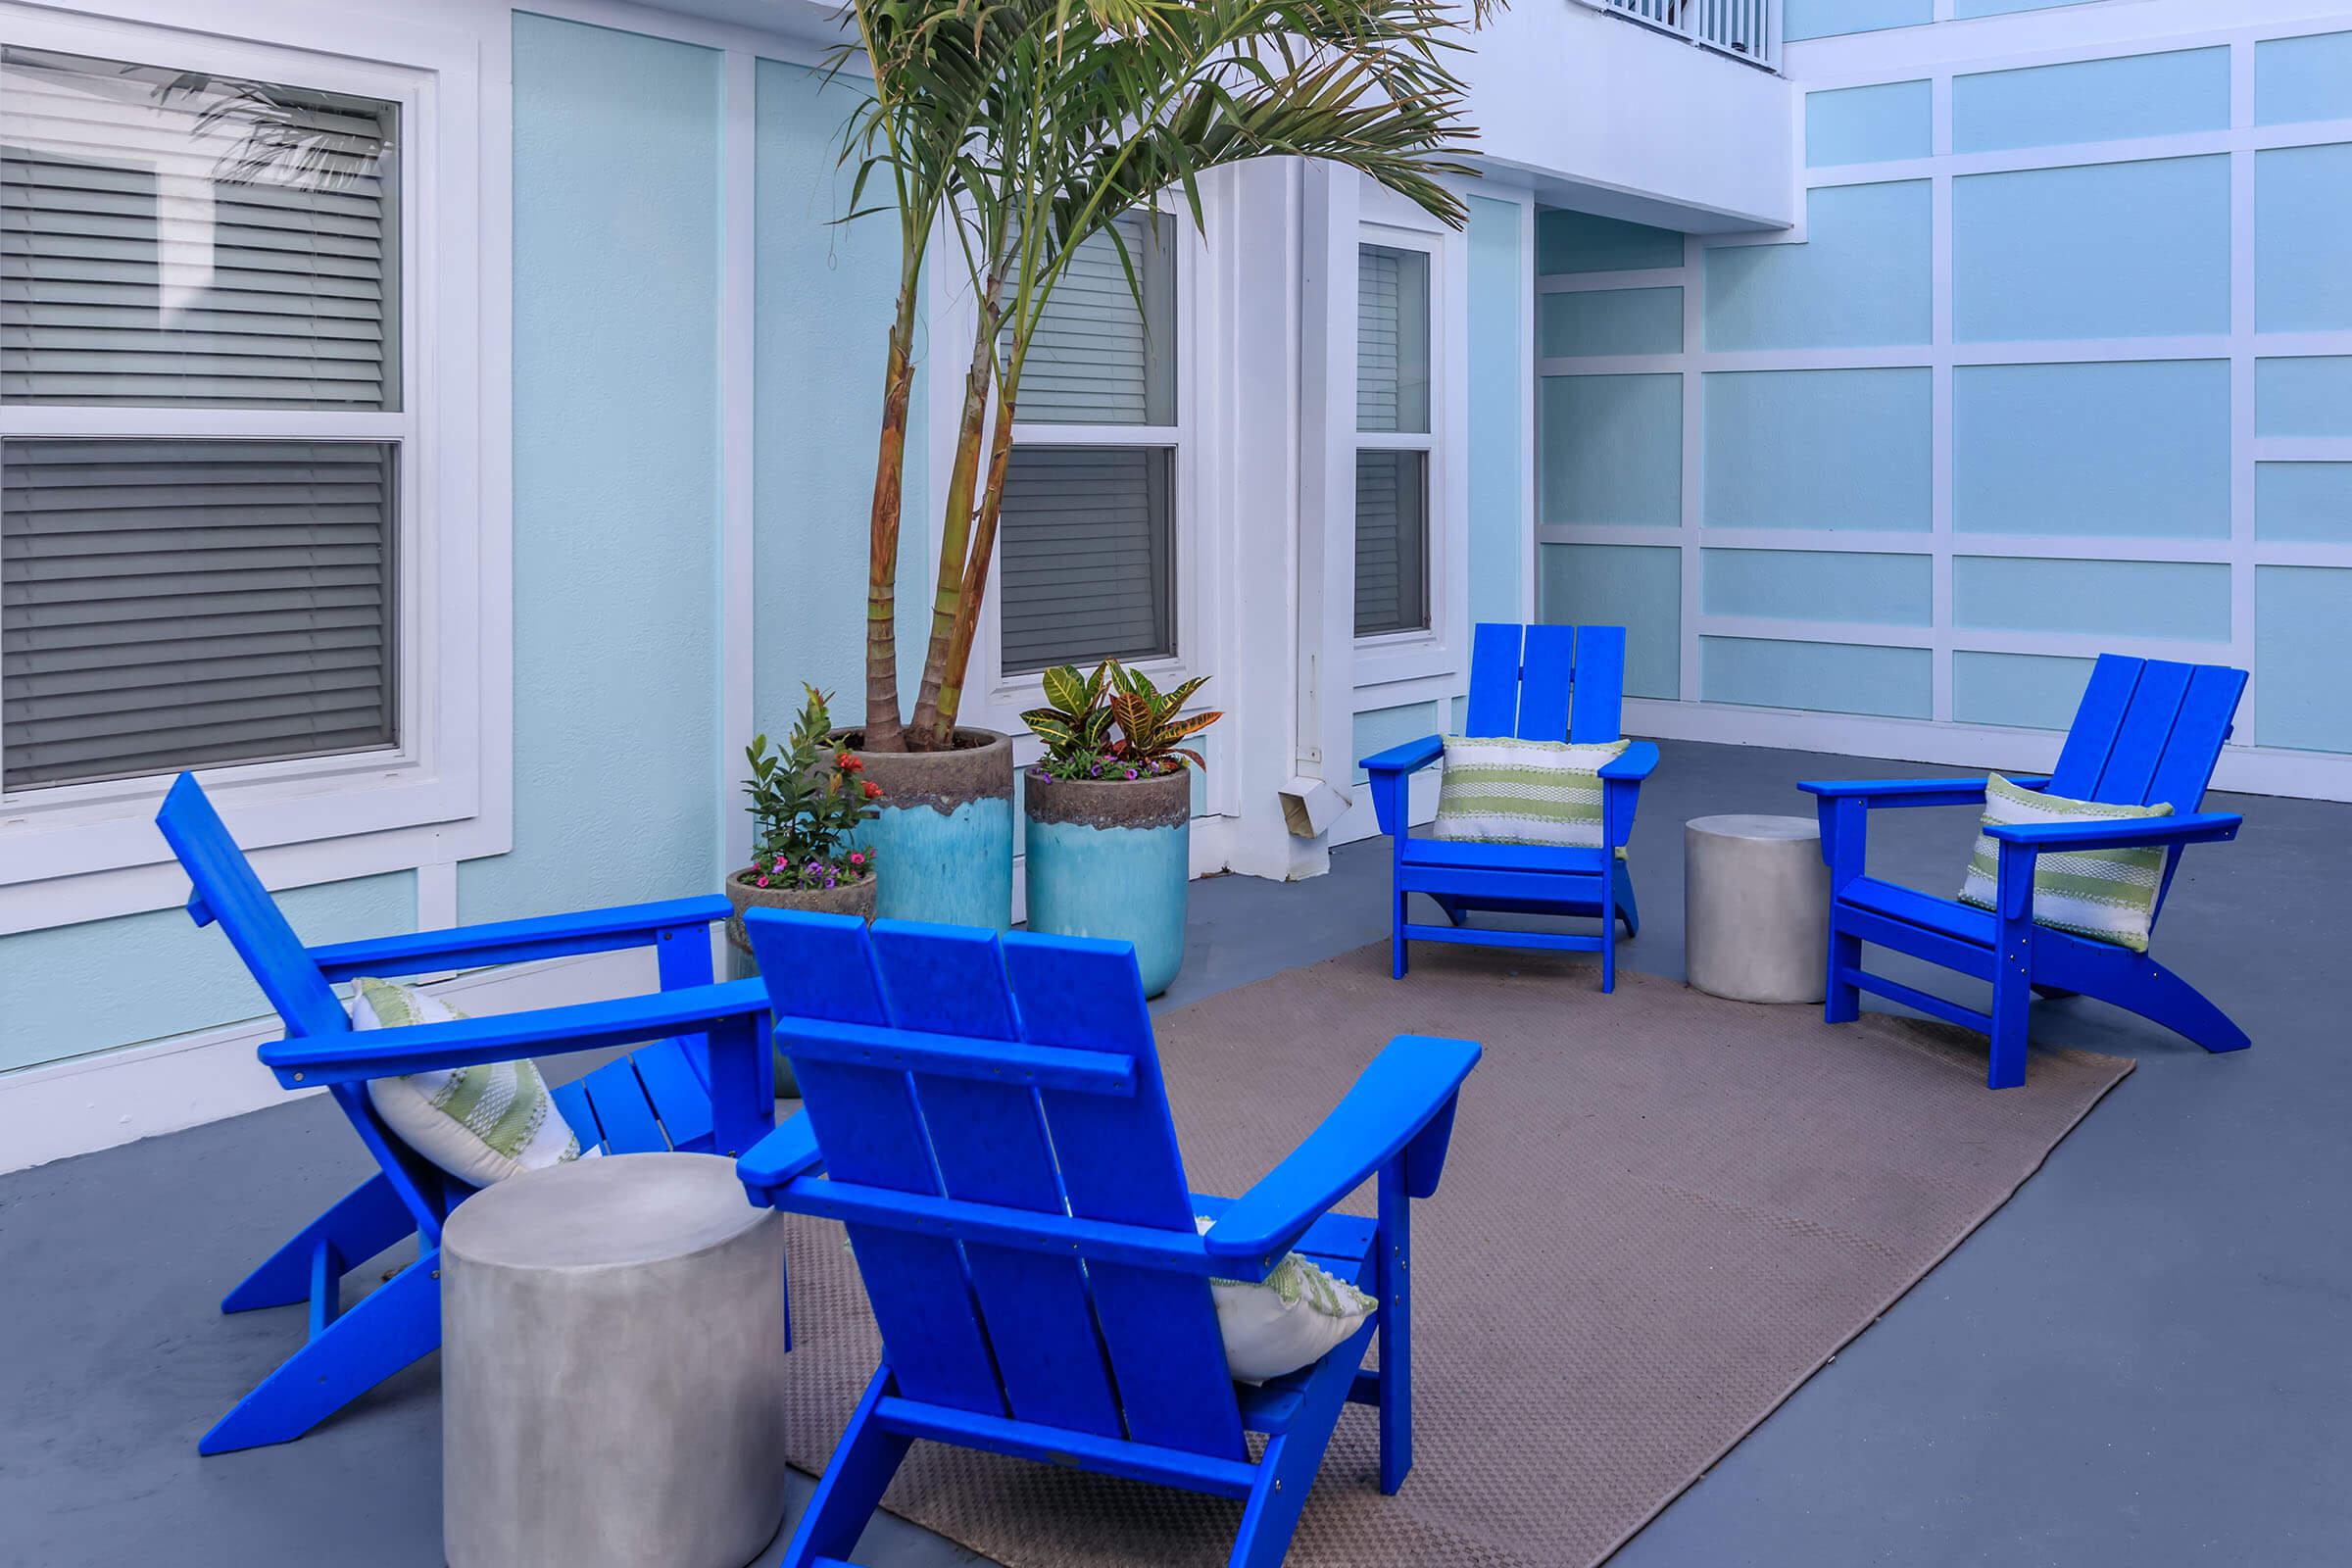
741,686,886,891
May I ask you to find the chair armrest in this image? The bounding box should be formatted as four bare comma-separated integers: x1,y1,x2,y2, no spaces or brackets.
307,896,732,981
1357,735,1445,775
1796,775,2049,809
1598,740,1658,782
257,978,771,1088
1202,1034,1481,1271
1984,810,2241,853
736,1110,822,1199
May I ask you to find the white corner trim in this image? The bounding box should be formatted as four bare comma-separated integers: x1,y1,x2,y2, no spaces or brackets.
0,946,656,1175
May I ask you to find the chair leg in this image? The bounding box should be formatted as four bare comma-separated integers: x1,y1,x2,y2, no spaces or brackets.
1611,858,1640,936
1987,968,2031,1091
1600,897,1617,994
1375,1162,1411,1495
221,1172,419,1314
200,1247,443,1455
1391,890,1409,980
1230,1327,1370,1568
782,1369,910,1568
2119,956,2252,1055
1824,918,1861,1025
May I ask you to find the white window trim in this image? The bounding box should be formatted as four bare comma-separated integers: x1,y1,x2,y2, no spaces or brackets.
0,0,509,933
1352,187,1469,698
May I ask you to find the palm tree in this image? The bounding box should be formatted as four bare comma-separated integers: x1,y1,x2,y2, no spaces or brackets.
850,0,1501,751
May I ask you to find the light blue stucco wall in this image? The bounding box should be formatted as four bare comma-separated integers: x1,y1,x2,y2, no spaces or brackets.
466,14,724,923
755,58,930,736
1537,16,2352,759
0,873,416,1072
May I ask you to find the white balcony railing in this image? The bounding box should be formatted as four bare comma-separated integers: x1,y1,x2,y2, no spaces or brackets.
1583,0,1782,74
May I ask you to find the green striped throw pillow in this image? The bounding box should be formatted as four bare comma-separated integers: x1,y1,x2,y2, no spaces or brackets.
353,977,590,1187
1957,772,2173,952
1432,734,1630,850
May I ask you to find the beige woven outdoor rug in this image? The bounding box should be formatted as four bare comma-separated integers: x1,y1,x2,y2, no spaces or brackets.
771,943,2132,1568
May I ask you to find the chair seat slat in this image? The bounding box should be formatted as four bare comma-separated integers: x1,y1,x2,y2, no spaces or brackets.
581,1055,667,1154
629,1037,714,1153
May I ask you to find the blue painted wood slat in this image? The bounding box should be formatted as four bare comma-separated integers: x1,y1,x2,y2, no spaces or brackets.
1004,932,1249,1460
745,913,1004,1418
1569,624,1628,744
869,924,1124,1440
1463,621,1522,737
1515,623,1576,740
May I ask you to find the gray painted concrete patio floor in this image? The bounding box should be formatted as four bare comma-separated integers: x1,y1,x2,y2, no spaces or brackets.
4,738,2346,1567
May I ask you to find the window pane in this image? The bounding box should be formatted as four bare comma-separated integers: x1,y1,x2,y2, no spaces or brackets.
2,437,398,789
1357,244,1430,434
0,47,400,410
1354,448,1428,637
1013,211,1175,426
999,445,1173,673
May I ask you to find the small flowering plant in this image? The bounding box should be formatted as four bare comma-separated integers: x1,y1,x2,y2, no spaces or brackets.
1022,660,1222,782
741,685,885,892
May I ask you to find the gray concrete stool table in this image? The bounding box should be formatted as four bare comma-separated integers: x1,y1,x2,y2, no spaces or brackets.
1684,814,1831,1004
442,1152,789,1568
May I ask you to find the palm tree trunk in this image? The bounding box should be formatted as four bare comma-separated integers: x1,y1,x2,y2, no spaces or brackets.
862,303,917,752
929,385,1017,748
908,282,1002,749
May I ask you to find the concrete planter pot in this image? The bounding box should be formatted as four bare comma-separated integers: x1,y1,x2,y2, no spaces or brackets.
723,869,877,960
836,727,1014,931
1023,767,1191,997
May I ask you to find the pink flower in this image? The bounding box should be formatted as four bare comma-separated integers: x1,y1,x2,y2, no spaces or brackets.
755,876,769,888
848,852,865,866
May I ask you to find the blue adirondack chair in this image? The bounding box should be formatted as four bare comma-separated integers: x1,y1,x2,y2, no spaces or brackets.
732,910,1482,1568
154,772,779,1453
1360,622,1658,991
1799,655,2251,1090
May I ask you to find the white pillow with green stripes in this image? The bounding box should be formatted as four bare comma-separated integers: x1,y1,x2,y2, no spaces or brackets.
1432,734,1630,851
1957,773,2173,952
353,977,591,1188
1194,1217,1377,1384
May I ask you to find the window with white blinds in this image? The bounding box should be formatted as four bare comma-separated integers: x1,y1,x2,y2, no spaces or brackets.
0,45,404,795
1002,208,1181,674
1355,242,1432,638
999,446,1172,673
1012,210,1174,426
2,438,396,788
0,47,399,409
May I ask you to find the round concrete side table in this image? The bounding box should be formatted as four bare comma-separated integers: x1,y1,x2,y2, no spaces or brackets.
443,1152,789,1568
1684,814,1831,1004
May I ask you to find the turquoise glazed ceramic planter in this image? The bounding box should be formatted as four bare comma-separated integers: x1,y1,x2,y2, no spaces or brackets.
844,728,1014,931
1023,767,1190,997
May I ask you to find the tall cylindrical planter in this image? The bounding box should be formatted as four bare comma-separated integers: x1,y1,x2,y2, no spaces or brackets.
1023,768,1191,997
840,728,1014,931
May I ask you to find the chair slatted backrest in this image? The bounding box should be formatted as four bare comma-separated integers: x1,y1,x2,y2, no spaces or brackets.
1464,622,1628,744
154,773,349,1042
757,915,1247,1460
2047,655,2246,810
